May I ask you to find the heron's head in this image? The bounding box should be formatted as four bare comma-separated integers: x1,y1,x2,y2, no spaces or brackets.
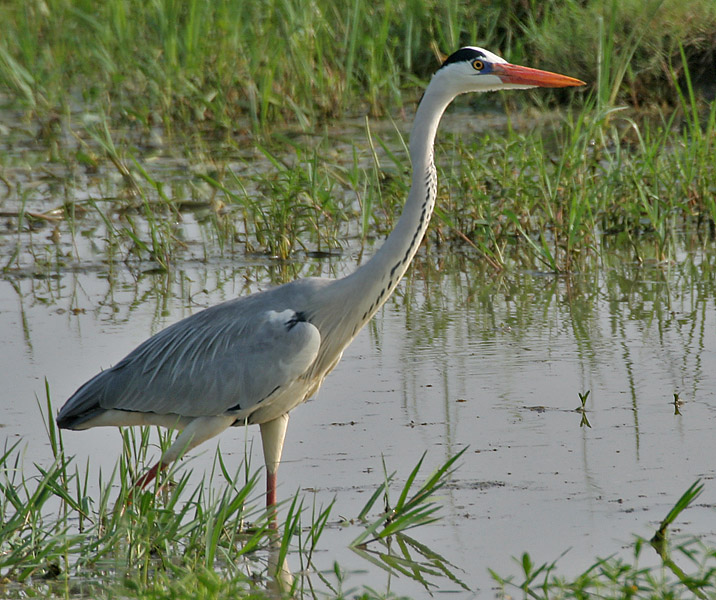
436,47,585,94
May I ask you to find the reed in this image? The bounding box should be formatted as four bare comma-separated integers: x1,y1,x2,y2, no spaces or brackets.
2,0,715,129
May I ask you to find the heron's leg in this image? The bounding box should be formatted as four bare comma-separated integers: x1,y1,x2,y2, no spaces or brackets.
135,416,236,490
260,413,290,509
135,462,164,489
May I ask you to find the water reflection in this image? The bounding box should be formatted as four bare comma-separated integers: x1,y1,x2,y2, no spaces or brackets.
2,238,716,595
394,247,715,452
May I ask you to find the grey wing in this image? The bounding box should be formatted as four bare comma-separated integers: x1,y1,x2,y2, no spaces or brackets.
57,303,321,428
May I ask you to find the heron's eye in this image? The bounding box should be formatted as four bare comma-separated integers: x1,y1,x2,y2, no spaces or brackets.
471,59,484,71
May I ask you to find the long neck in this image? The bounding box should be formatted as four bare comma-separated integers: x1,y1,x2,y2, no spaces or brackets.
316,76,456,341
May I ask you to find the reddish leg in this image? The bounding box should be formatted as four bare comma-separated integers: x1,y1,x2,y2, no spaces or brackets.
134,461,166,490
266,471,278,508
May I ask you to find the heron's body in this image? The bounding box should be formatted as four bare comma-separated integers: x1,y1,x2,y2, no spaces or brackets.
57,47,583,506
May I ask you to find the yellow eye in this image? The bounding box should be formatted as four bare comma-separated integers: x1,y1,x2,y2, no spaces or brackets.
471,59,484,71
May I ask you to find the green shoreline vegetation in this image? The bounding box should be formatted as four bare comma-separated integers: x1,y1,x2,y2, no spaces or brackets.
1,0,716,597
1,1,715,271
2,0,715,125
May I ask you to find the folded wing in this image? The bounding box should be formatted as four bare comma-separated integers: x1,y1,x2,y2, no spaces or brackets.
56,300,321,429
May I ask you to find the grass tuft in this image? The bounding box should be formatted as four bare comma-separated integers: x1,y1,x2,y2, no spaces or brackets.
490,480,716,600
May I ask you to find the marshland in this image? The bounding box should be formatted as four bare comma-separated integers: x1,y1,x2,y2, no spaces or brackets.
2,0,716,597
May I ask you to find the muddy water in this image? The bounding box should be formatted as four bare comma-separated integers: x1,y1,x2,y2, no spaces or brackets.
3,243,716,596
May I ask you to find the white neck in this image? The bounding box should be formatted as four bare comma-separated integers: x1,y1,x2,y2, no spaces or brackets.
315,71,457,344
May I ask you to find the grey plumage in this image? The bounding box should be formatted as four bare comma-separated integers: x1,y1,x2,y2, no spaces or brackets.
57,279,327,427
56,47,584,507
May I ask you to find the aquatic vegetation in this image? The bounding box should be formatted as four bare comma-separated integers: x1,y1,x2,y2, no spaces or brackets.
490,481,715,600
3,91,716,275
0,389,470,597
1,2,716,598
577,391,591,428
2,396,714,599
2,0,716,274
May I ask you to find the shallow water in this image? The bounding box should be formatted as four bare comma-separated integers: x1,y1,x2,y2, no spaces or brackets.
3,244,716,596
2,112,716,596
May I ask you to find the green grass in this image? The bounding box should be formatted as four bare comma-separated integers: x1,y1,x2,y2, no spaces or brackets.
489,481,715,600
441,94,716,271
0,387,471,598
2,2,716,274
1,394,714,599
1,0,715,130
3,91,716,275
1,3,716,596
6,44,716,275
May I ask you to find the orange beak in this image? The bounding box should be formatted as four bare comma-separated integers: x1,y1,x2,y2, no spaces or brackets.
493,63,585,88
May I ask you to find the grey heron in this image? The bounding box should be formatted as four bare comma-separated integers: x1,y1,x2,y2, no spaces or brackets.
56,47,584,508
